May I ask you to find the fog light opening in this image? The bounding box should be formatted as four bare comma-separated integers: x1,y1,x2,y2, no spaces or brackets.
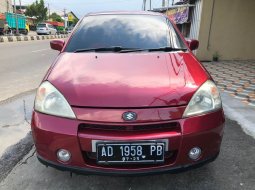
57,149,71,162
188,147,201,160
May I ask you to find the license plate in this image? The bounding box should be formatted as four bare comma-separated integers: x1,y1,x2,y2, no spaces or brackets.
97,141,165,164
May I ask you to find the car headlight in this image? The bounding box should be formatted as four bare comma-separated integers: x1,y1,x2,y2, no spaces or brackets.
183,80,222,117
35,81,76,119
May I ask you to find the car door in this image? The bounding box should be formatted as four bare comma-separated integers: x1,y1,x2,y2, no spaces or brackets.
49,24,54,34
51,25,57,34
53,26,57,34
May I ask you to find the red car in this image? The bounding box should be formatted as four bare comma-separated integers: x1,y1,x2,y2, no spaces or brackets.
31,11,225,175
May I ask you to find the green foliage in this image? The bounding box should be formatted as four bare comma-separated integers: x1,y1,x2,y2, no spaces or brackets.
73,18,79,25
68,18,79,27
49,12,63,22
56,26,64,31
25,0,47,22
213,51,220,62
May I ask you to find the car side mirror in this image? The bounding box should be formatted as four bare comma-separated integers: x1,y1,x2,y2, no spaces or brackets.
50,40,65,51
186,39,199,51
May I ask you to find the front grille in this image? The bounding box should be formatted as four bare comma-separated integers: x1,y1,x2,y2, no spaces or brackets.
78,122,180,132
78,122,180,168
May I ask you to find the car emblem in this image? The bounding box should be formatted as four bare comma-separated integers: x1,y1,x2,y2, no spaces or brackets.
122,112,137,121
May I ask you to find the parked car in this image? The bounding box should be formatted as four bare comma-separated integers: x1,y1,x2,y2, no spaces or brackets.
36,23,57,35
66,27,73,34
32,11,225,176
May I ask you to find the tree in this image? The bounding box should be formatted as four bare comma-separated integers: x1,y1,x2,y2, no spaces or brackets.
49,12,63,22
72,18,79,25
68,18,79,27
25,0,47,22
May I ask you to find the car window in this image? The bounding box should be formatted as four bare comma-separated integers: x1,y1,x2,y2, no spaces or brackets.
37,24,46,28
65,14,186,52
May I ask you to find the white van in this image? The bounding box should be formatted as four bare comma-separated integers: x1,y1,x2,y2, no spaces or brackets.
36,23,57,35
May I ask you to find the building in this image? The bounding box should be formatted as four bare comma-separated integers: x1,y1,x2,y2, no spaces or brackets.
13,5,27,14
153,0,255,61
197,0,255,61
65,11,79,28
0,0,13,13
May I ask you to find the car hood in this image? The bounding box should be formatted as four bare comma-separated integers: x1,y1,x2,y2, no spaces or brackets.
47,52,209,108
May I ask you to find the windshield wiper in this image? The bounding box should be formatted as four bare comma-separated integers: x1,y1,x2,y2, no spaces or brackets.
74,46,140,53
146,47,187,52
74,46,187,53
119,47,187,53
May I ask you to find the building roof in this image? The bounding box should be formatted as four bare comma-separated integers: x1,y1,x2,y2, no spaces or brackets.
152,4,195,12
68,11,79,19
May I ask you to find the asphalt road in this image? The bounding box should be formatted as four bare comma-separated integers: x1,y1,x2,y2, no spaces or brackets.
0,119,254,190
0,40,58,101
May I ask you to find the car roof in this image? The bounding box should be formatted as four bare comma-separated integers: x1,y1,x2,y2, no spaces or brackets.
86,11,164,17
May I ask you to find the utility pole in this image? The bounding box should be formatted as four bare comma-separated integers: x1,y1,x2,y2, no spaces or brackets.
142,0,146,11
166,0,170,15
14,0,19,34
19,0,22,13
150,0,152,10
63,8,67,28
6,0,9,12
48,3,50,19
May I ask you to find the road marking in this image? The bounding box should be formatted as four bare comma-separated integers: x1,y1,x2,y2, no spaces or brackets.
31,48,50,53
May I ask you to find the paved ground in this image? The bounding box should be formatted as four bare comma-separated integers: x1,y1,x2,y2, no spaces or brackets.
0,40,58,179
203,61,255,138
28,31,37,36
203,60,255,107
0,92,34,156
0,40,58,101
0,119,254,190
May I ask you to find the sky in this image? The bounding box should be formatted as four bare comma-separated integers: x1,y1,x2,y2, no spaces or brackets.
18,0,165,18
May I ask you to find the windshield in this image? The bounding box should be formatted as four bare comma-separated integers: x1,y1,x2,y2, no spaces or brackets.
65,14,186,52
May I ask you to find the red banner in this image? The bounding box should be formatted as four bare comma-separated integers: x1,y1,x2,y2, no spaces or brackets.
46,21,64,27
0,13,6,20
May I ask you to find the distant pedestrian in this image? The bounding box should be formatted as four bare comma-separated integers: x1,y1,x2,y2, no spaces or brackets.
3,22,10,35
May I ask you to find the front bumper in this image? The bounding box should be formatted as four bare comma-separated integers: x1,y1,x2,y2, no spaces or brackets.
36,30,49,34
37,152,219,176
31,108,225,175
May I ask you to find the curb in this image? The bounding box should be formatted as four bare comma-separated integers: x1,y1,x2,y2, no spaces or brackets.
0,34,68,43
0,132,33,183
